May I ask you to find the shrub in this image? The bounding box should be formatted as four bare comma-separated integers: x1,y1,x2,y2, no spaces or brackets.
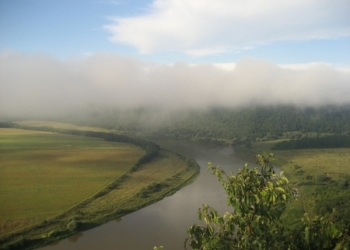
339,179,349,189
67,220,78,231
315,174,328,182
296,169,305,175
138,187,148,198
5,237,26,249
185,153,349,250
293,164,302,169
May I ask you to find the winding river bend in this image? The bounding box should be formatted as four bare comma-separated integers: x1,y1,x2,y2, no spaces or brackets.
40,140,249,250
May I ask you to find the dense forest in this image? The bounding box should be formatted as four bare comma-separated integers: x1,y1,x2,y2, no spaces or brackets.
61,104,350,145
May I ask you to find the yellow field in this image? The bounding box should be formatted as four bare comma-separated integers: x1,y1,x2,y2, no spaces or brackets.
14,120,113,132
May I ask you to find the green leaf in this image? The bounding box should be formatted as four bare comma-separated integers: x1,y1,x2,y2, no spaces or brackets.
254,194,260,203
281,176,289,184
282,194,286,201
275,187,285,193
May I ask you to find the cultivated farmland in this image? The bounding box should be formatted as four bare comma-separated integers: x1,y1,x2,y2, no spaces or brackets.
0,128,145,235
14,120,112,132
0,124,199,249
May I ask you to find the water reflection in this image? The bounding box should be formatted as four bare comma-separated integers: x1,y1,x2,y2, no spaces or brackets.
48,241,59,247
68,232,83,243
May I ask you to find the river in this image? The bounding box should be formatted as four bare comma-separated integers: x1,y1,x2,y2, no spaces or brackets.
40,140,250,250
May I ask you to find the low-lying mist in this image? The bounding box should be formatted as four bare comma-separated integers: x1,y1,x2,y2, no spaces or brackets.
1,51,349,120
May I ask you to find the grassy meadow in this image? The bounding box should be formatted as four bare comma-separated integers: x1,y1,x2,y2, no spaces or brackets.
68,149,199,224
234,141,350,227
0,122,199,249
0,128,145,235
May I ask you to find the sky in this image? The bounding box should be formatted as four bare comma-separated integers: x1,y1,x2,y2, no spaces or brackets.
1,0,350,117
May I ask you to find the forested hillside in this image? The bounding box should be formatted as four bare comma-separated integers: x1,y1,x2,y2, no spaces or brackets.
62,105,350,144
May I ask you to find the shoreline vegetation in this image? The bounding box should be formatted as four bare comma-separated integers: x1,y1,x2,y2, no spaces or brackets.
0,122,200,250
233,141,350,230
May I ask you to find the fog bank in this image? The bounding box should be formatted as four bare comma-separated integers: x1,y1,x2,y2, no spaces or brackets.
1,52,349,118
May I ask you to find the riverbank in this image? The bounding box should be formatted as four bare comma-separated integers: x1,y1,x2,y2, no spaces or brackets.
0,124,200,250
0,149,200,250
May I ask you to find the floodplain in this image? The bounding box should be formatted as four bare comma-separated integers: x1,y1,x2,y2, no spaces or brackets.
0,124,199,249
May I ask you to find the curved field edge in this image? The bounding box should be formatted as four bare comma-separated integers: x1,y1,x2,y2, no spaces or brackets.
0,128,145,234
0,123,200,250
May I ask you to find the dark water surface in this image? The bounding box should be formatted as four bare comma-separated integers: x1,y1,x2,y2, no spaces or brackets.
40,140,248,250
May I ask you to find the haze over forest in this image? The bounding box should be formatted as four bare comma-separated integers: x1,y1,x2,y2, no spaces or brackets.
1,52,350,119
1,0,350,119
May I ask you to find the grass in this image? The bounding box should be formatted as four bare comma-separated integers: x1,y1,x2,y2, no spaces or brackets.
234,140,350,227
74,150,198,223
0,123,200,250
0,128,145,235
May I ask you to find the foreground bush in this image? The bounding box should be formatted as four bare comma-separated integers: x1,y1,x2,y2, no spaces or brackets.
185,153,349,250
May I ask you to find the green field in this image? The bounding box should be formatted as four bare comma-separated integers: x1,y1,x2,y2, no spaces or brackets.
235,140,350,181
0,123,199,249
70,149,199,224
0,128,145,235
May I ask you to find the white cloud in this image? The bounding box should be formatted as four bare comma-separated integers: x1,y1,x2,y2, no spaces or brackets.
104,0,350,55
1,52,350,118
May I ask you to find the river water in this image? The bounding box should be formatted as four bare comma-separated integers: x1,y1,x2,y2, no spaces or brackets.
40,140,249,250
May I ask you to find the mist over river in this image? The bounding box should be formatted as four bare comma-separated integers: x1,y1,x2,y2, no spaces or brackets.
40,140,249,250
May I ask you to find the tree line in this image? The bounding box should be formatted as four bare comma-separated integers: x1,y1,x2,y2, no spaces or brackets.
272,135,350,150
60,104,350,145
